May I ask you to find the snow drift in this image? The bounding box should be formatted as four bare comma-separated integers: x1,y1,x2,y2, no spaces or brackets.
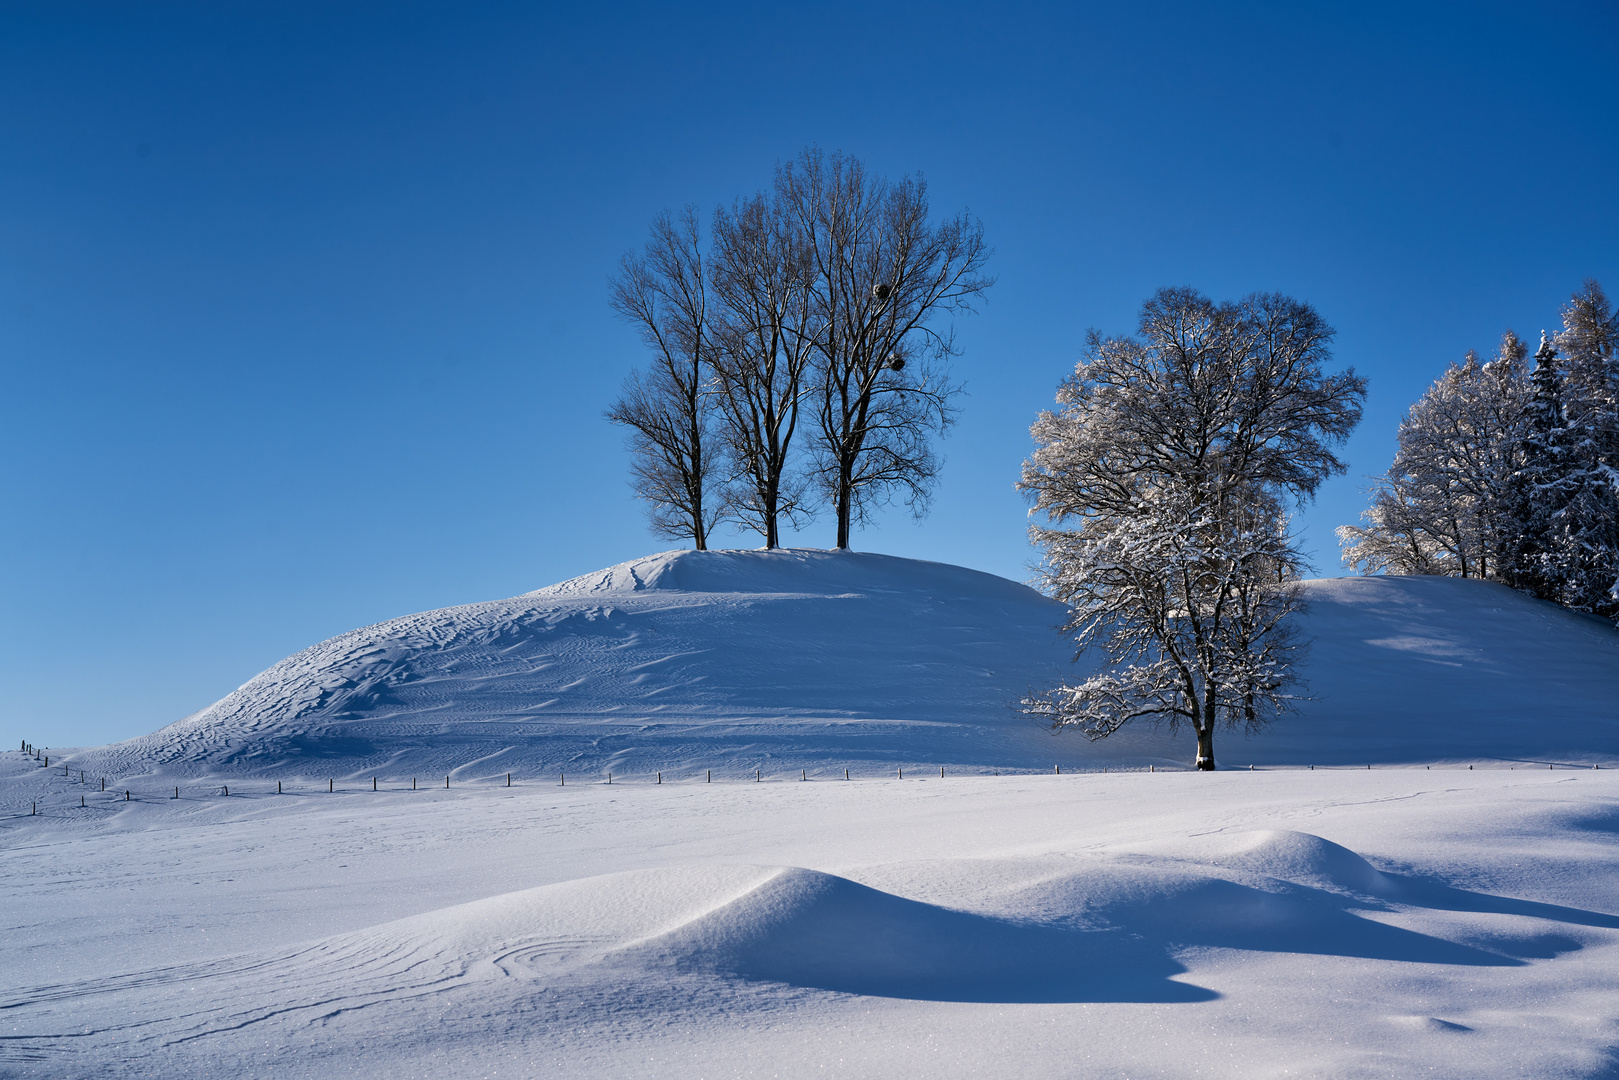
82,549,1619,779
9,824,1607,1076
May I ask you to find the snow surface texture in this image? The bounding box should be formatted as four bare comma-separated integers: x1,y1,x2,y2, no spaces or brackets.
3,771,1618,1078
39,549,1619,791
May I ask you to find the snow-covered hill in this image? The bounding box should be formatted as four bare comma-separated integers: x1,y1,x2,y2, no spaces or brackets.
66,549,1619,782
6,552,1619,1077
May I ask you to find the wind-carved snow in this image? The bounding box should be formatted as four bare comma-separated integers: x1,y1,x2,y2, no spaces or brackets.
65,550,1619,784
6,797,1618,1080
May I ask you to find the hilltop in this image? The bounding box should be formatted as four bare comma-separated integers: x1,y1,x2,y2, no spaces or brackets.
49,549,1619,784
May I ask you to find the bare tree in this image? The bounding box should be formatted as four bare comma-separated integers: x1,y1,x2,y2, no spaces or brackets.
707,192,817,547
777,149,993,549
1021,288,1365,770
606,208,719,549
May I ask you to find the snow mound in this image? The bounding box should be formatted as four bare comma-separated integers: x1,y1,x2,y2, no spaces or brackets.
6,826,1547,1066
1125,829,1398,896
65,552,1619,781
85,548,1077,780
616,865,1192,1001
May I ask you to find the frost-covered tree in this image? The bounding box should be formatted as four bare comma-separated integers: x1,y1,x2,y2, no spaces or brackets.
1343,280,1619,622
1504,335,1619,618
1021,288,1366,770
607,208,720,549
1554,281,1619,618
1557,280,1619,453
1504,338,1578,597
1338,333,1530,578
777,149,993,549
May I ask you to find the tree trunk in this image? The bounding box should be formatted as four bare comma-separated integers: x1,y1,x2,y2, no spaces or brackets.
835,459,854,549
1194,726,1216,770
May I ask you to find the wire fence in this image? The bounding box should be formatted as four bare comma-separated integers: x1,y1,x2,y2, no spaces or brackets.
7,740,1607,819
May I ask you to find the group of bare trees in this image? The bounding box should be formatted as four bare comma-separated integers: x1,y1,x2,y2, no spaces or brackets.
607,149,993,551
1020,289,1366,769
1339,280,1619,621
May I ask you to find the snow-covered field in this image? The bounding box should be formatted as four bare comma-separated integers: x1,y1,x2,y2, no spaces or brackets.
4,550,1618,1077
3,768,1618,1078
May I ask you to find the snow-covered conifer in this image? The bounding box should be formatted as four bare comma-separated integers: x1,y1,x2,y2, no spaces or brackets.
1498,332,1619,619
1554,281,1619,618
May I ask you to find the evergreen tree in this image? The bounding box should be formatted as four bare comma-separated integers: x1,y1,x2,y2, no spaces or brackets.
1555,281,1619,618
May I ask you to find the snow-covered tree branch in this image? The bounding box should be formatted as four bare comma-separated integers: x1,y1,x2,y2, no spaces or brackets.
1021,288,1365,770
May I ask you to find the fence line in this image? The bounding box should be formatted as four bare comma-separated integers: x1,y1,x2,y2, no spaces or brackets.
5,746,1607,819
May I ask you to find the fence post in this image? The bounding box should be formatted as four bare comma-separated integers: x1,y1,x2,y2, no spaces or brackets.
507,773,512,787
706,770,710,783
445,775,450,789
278,780,282,794
329,778,333,792
657,772,661,784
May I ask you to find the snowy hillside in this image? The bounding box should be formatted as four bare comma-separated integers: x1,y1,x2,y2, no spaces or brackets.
6,551,1619,1079
59,549,1619,784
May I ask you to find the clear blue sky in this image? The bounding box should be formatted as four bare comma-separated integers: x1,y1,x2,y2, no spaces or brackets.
4,1,1616,748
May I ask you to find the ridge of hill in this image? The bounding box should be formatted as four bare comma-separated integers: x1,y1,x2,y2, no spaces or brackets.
52,549,1619,782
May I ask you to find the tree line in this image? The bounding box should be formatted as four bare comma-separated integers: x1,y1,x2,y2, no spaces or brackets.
1338,280,1619,622
607,149,993,551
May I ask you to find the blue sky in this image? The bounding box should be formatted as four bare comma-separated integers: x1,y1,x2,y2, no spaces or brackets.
3,0,1616,748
